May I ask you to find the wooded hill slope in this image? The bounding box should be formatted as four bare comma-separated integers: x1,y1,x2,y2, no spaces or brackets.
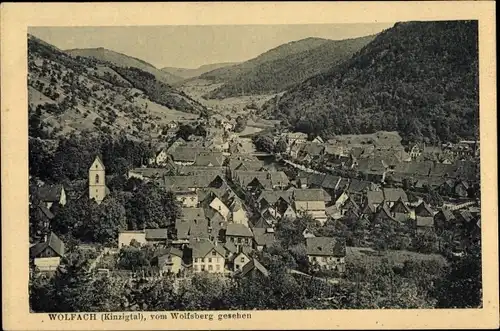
204,35,376,99
28,35,204,139
262,21,479,144
66,47,183,85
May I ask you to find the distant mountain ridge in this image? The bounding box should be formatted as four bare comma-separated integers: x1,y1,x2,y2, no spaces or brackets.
66,47,183,84
262,21,479,144
200,37,331,83
161,62,240,79
204,35,376,99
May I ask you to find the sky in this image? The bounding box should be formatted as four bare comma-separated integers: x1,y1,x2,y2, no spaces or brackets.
29,23,395,69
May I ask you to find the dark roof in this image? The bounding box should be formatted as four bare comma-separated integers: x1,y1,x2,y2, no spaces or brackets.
154,246,184,259
293,189,325,202
129,167,176,179
374,204,396,222
251,217,273,229
193,152,225,167
307,174,326,187
30,232,65,258
178,166,224,177
366,191,384,206
390,198,411,214
162,175,222,190
37,185,64,202
145,229,168,240
38,203,55,219
257,190,293,205
437,208,456,222
238,258,269,278
169,147,202,162
347,179,372,193
252,228,276,247
306,237,346,257
226,223,253,237
321,175,341,190
383,188,408,202
415,202,435,217
223,241,238,254
181,208,206,222
191,239,226,258
459,210,474,222
302,142,325,156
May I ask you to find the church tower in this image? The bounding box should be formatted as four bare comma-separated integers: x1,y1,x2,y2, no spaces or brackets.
89,155,106,204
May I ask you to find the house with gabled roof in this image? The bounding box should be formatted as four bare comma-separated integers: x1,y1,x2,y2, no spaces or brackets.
190,239,226,273
193,151,225,167
30,232,65,271
236,258,270,278
162,174,225,193
297,142,325,162
144,229,169,245
415,202,435,217
231,247,254,272
149,143,171,167
229,197,250,227
169,147,202,165
347,179,376,197
282,204,298,220
365,191,385,211
414,216,435,234
225,223,254,248
390,197,413,223
252,227,275,251
306,237,346,273
340,196,360,215
372,203,398,226
152,246,185,275
382,188,408,208
434,208,457,232
206,194,231,221
456,210,477,232
128,167,177,182
293,189,328,224
37,184,67,209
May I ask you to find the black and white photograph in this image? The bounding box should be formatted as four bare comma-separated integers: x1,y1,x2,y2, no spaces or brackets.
27,19,483,312
1,2,498,330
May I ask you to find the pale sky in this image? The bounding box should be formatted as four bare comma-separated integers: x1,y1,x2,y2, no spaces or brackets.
29,23,395,69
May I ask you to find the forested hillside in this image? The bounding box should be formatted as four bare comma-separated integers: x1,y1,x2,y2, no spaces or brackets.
262,21,479,144
205,35,375,99
199,37,331,83
28,35,204,139
66,47,183,84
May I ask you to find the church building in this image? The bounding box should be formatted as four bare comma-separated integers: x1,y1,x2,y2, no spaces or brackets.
89,156,109,204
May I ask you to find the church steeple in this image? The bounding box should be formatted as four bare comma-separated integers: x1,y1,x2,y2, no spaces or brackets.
89,156,107,204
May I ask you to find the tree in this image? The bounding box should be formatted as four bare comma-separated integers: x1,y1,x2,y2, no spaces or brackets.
252,133,275,153
275,137,288,154
412,230,439,253
176,124,195,140
125,182,180,230
117,246,151,271
234,115,247,133
52,198,96,241
90,197,127,245
433,242,482,308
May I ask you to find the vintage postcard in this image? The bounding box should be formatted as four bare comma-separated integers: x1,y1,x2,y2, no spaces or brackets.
1,1,498,330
